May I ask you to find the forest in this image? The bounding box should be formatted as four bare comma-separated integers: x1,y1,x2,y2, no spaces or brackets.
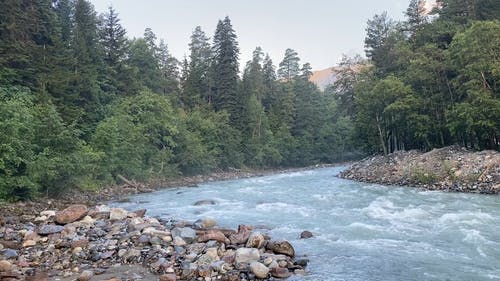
0,0,498,200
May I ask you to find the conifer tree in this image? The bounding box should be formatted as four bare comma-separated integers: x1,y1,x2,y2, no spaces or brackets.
277,48,300,81
211,17,240,122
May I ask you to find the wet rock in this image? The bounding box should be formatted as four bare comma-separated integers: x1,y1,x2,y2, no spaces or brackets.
246,232,265,248
250,261,269,279
267,241,295,257
271,267,292,278
132,209,147,218
235,248,260,264
171,227,196,243
109,208,128,220
294,258,309,267
194,217,217,229
300,230,313,239
193,199,217,206
55,204,88,224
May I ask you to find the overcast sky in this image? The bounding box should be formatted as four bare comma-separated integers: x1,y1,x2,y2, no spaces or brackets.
89,0,411,71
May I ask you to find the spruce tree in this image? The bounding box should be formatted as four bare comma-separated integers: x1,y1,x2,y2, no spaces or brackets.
211,16,240,122
182,26,212,107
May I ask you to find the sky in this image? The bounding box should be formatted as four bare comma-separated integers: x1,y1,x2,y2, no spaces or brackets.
89,0,412,71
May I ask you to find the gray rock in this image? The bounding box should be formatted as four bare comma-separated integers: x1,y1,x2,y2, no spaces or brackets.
37,224,65,235
235,247,260,264
1,249,18,259
250,261,269,279
171,227,196,243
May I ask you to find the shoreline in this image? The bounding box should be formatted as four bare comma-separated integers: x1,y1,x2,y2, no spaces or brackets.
339,146,499,194
0,165,334,280
1,164,339,219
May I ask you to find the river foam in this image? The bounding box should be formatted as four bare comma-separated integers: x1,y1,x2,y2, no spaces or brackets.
114,167,500,281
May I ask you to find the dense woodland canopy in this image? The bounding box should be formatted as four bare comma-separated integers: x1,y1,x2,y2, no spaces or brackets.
0,0,498,200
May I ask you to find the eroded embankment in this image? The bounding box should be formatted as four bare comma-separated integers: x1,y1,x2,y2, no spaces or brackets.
339,146,499,194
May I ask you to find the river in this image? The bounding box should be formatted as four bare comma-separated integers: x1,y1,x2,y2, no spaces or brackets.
114,166,500,281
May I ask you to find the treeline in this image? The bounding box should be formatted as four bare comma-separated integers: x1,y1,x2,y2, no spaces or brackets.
0,0,356,200
329,0,500,155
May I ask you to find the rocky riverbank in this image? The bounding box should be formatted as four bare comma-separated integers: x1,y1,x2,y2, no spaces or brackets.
0,204,310,280
339,146,499,194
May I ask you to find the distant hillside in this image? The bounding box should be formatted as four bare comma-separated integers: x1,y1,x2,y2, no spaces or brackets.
310,67,338,90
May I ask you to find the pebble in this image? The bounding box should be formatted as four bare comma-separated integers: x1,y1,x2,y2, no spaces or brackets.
250,261,269,279
0,204,308,280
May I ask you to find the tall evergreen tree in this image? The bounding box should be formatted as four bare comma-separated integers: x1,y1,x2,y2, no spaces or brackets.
277,48,300,81
211,16,240,122
182,26,212,108
99,6,133,96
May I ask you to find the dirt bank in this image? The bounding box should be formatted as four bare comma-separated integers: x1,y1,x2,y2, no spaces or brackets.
339,146,499,194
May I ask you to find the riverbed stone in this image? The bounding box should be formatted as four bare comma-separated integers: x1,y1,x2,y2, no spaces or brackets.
246,232,265,248
194,217,217,229
267,241,295,257
235,248,260,264
109,208,128,220
300,230,313,239
171,227,196,243
250,261,269,279
271,267,292,278
37,224,64,235
198,230,229,244
0,260,12,272
77,270,94,281
55,204,88,224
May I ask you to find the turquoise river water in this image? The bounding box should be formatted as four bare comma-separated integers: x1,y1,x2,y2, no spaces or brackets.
114,167,500,281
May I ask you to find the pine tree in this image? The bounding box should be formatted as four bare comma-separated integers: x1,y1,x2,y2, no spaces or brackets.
211,17,240,122
158,39,179,95
277,48,300,81
99,6,133,96
405,0,427,35
182,26,212,107
364,12,395,61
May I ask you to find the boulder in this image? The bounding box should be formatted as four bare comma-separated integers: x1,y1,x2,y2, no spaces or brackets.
267,241,295,257
250,261,269,279
55,204,88,224
171,227,196,243
246,232,265,248
196,248,219,265
234,248,260,264
300,230,313,239
109,208,128,220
